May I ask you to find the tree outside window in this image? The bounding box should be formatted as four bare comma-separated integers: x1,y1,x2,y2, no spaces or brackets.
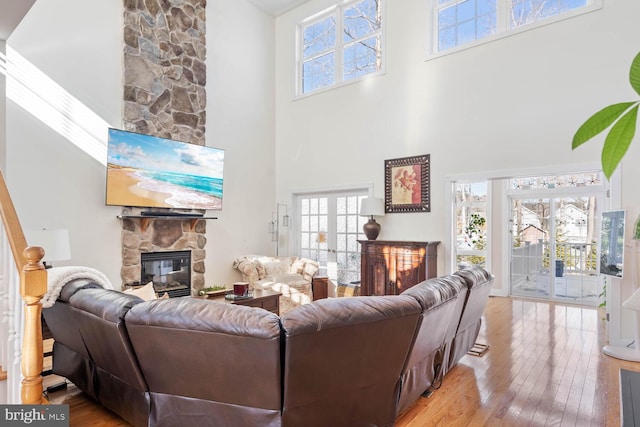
300,0,383,94
435,0,591,53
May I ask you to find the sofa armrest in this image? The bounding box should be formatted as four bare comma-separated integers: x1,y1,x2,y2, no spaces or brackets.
232,257,265,285
300,259,319,282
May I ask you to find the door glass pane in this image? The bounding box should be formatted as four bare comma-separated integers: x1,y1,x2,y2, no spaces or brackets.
554,196,599,302
300,197,328,263
455,181,488,269
319,198,328,214
511,198,550,298
336,195,365,285
347,215,357,233
510,195,600,304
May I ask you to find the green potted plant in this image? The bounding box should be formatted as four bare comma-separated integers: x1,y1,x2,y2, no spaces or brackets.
573,52,640,179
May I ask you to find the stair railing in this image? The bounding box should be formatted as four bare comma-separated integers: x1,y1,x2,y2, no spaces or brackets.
0,171,46,404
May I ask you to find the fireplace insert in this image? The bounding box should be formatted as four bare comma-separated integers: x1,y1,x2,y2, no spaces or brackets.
141,250,191,298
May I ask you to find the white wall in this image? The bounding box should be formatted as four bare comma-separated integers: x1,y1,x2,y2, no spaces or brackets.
205,0,276,283
275,0,640,342
6,0,276,287
0,39,5,173
7,0,122,282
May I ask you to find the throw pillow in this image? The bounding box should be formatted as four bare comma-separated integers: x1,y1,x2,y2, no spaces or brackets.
291,258,306,275
302,260,320,282
336,283,360,297
123,282,157,301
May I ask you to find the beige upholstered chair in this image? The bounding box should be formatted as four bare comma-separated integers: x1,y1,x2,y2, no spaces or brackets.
233,255,319,314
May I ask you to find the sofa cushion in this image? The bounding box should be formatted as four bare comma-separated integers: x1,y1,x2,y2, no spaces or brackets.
271,274,309,287
68,288,149,426
123,282,157,301
262,259,291,277
126,298,283,426
397,276,465,415
280,295,421,427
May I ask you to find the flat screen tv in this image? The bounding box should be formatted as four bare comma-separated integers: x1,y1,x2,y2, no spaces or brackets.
106,128,224,211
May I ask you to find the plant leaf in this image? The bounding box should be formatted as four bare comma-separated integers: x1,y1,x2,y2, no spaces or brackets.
630,51,640,96
572,102,636,149
601,104,638,179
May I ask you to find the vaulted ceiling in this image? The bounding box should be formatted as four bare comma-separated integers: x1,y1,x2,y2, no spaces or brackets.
0,0,36,40
0,0,310,41
246,0,311,16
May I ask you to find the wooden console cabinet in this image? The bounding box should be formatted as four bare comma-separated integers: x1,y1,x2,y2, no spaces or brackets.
358,240,440,296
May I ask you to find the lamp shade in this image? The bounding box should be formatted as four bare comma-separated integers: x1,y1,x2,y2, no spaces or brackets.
359,197,385,217
25,229,71,262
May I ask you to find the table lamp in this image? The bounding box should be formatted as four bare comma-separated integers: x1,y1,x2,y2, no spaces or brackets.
359,197,385,240
25,229,71,268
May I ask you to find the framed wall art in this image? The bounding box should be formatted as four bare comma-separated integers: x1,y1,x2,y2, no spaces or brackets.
384,154,430,213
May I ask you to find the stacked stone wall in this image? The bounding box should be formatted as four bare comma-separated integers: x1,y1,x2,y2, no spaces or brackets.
119,0,207,291
122,0,206,144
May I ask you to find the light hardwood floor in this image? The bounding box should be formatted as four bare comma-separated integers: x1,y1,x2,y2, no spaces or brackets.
46,296,639,426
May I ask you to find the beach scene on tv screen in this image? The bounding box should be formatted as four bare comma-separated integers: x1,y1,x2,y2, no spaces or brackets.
106,129,224,210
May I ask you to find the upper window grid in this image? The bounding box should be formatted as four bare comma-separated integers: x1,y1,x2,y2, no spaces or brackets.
433,0,595,55
299,0,383,95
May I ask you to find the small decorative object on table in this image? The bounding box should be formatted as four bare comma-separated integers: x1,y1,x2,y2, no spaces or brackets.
225,292,253,301
233,282,250,297
199,285,228,297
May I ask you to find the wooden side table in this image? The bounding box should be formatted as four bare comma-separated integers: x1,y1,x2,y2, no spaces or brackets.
312,276,329,301
202,289,282,315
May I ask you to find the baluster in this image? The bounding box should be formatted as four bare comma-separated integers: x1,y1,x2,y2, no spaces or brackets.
20,246,46,404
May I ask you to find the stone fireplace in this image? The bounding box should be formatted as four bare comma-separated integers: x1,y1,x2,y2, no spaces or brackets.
121,217,206,294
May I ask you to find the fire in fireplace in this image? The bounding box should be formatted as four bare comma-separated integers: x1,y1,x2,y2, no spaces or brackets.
141,250,191,298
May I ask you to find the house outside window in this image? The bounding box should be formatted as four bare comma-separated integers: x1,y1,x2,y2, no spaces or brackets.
433,0,600,55
298,0,383,95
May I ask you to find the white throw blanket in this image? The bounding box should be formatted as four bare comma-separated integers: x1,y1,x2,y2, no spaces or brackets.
41,266,114,308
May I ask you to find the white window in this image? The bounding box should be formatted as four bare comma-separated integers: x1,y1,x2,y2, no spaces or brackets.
454,181,490,270
433,0,600,54
298,0,383,95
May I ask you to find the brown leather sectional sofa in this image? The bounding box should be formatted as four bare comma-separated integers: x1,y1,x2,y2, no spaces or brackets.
43,266,494,427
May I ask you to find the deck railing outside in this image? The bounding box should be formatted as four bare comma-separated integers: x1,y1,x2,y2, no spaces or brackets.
512,240,598,283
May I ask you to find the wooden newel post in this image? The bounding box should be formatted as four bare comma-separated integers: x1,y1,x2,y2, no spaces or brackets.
20,246,47,404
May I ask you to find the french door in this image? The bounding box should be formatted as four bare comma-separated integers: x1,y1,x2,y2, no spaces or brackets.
508,175,605,305
296,191,367,285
